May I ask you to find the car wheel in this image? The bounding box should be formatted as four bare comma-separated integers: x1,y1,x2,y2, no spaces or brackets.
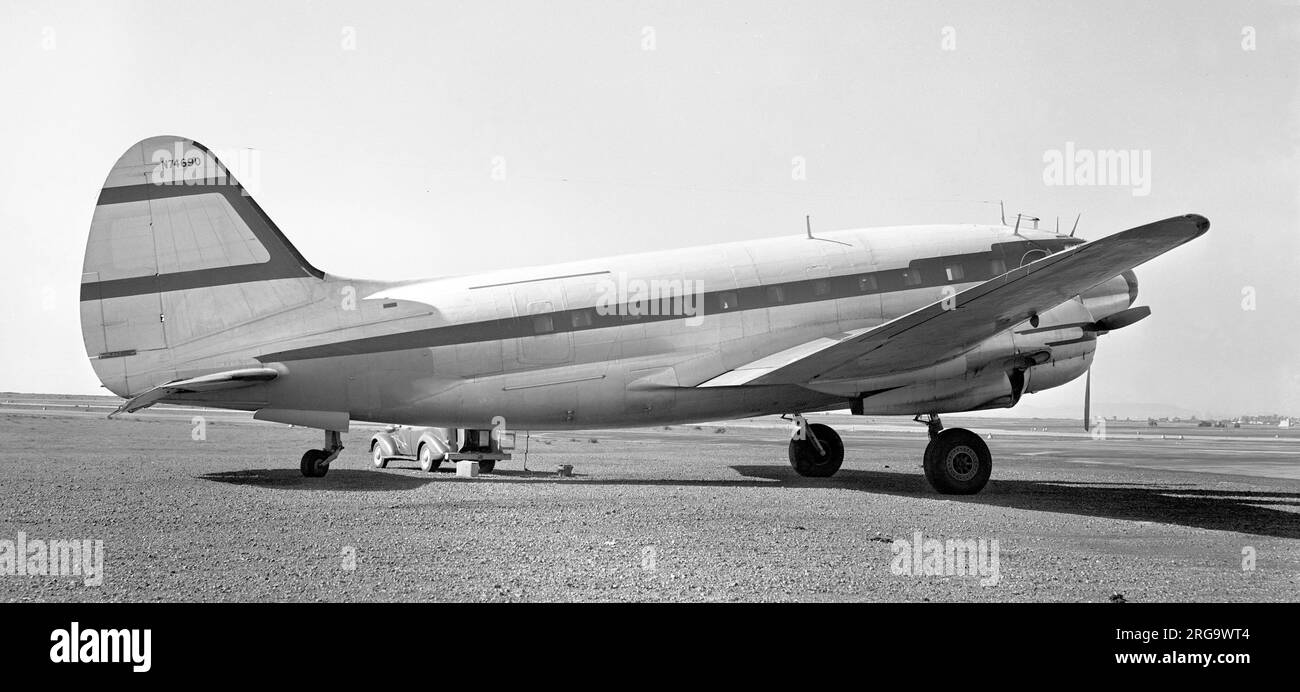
418,444,441,473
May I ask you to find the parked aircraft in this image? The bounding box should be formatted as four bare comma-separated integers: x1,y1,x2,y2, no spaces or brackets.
81,136,1207,493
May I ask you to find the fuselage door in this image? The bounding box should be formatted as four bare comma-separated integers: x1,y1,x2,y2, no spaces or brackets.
509,280,573,366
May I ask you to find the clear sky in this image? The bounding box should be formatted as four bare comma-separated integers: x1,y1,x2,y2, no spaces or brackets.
1,0,1296,418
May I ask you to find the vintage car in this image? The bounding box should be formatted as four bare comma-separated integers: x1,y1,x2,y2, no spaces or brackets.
369,426,514,473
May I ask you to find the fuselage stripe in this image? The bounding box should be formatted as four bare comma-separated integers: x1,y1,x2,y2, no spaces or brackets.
256,238,1075,362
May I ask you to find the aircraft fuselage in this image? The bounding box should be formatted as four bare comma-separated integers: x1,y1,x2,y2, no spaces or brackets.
145,224,1123,430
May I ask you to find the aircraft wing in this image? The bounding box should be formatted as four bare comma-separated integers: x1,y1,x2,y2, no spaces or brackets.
109,367,280,416
698,214,1208,388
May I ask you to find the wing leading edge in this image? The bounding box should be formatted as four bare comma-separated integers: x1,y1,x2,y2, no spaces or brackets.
699,213,1209,388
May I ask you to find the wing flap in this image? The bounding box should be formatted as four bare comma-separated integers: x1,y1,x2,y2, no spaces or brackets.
697,328,872,387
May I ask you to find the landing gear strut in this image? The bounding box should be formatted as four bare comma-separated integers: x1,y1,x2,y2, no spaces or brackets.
915,414,991,494
775,412,992,493
787,414,844,477
915,413,944,440
301,430,344,478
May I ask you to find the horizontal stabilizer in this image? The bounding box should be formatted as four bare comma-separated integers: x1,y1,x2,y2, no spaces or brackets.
109,367,279,417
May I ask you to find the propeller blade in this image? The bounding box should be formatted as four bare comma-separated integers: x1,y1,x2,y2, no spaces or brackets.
1083,367,1092,432
1020,306,1153,336
1094,305,1151,332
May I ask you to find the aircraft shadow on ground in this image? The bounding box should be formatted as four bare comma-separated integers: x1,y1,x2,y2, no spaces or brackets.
442,465,1300,539
196,465,592,490
198,469,434,491
728,466,1300,540
197,465,1300,539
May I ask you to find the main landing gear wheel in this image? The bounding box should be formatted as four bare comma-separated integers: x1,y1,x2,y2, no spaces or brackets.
478,460,496,474
418,444,442,473
923,428,991,495
301,449,330,478
788,422,844,477
371,444,388,469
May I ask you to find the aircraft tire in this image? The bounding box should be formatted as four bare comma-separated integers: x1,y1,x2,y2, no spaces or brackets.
300,449,330,478
788,423,844,477
923,428,991,494
478,460,496,473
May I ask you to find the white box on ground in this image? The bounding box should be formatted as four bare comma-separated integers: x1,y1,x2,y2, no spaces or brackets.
456,460,480,477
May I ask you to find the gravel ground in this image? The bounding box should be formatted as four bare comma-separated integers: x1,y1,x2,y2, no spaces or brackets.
1,406,1297,602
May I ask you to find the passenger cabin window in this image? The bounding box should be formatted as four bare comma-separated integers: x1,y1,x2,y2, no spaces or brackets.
812,279,831,296
902,268,923,287
718,291,739,311
765,285,785,304
858,275,878,292
532,315,555,334
944,264,965,282
571,310,593,328
989,258,1007,276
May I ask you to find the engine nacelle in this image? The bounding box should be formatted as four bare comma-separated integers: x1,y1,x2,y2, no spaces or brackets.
1024,350,1093,394
832,272,1124,415
1080,271,1138,323
855,368,1021,415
